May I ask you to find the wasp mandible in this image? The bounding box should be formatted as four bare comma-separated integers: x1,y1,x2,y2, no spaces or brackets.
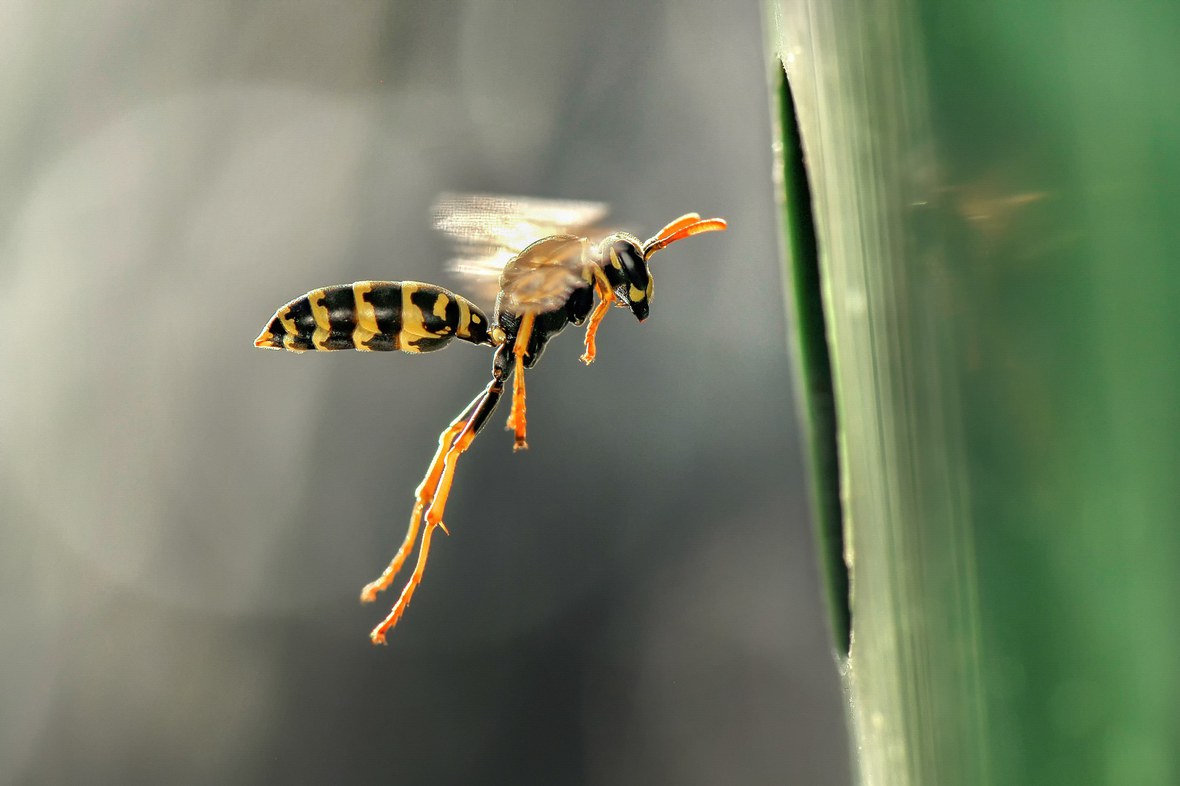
254,195,727,643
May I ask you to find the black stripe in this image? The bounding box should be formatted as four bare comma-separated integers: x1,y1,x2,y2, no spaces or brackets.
288,335,314,350
409,287,458,335
285,297,316,342
405,335,452,352
361,333,398,351
265,313,288,340
316,285,358,350
444,293,461,330
363,283,403,338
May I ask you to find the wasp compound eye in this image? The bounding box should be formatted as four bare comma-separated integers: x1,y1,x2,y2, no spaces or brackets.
609,241,649,291
603,240,651,321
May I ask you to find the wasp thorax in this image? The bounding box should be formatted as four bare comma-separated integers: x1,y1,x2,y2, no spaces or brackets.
599,236,652,321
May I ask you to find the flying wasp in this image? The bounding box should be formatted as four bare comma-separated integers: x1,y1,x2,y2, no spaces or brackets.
254,195,727,644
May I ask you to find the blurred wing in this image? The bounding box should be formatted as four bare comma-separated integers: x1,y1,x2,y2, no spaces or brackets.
434,193,609,306
499,235,587,314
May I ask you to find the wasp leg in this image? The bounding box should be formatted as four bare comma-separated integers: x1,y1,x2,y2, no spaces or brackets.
505,312,535,451
368,358,507,644
358,389,486,605
368,515,441,645
580,279,614,365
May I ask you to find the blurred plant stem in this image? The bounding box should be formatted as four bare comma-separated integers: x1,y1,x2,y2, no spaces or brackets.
768,2,1180,784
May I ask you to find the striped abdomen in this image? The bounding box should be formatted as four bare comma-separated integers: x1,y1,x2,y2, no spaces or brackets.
254,281,493,353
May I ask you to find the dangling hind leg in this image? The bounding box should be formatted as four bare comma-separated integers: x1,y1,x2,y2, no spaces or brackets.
358,389,485,605
367,366,506,644
423,376,504,532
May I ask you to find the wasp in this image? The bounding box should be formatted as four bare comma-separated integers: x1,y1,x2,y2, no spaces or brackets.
254,195,726,643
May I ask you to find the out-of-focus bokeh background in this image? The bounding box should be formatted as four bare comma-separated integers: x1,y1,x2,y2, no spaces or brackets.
0,1,849,783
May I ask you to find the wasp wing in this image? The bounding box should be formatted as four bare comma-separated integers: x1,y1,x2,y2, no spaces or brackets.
497,235,589,314
434,193,610,308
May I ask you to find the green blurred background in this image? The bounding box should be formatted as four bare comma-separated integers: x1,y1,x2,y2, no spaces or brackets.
773,2,1180,784
0,1,851,784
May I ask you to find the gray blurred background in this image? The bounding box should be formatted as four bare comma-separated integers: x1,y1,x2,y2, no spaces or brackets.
0,1,849,784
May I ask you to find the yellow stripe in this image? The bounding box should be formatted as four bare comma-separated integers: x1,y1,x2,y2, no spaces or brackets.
400,283,428,336
352,281,379,350
278,305,302,351
308,288,331,350
278,306,298,337
456,297,472,338
400,283,426,352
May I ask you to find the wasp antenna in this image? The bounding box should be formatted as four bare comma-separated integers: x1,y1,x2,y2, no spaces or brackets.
652,213,702,242
643,217,728,258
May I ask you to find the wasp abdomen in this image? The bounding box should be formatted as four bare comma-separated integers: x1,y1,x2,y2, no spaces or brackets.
255,281,492,353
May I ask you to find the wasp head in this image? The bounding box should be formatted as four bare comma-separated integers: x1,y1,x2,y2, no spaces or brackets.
597,234,653,322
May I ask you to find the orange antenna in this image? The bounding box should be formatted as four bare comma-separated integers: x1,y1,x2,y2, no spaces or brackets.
642,215,728,258
652,213,702,240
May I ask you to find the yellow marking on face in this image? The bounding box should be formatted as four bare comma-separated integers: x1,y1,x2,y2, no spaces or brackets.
352,281,379,350
307,288,331,350
628,284,645,302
